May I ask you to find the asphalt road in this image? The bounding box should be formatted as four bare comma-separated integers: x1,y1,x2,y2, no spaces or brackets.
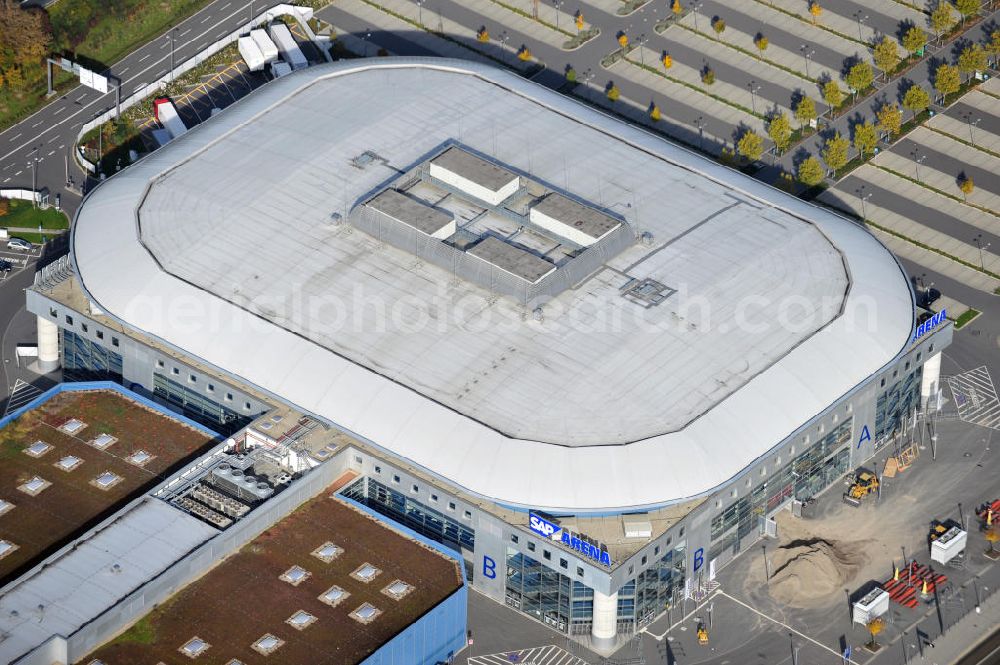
958,626,1000,665
890,136,1000,198
0,0,262,220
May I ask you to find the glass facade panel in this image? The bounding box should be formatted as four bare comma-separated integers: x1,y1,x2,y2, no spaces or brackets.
341,477,475,553
615,543,685,634
152,374,250,435
875,366,922,446
710,419,853,560
505,550,573,633
62,330,122,382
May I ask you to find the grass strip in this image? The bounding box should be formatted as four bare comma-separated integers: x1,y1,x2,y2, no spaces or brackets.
673,21,815,83
746,0,867,47
924,125,1000,161
487,0,574,37
871,164,999,219
625,57,764,119
953,308,981,329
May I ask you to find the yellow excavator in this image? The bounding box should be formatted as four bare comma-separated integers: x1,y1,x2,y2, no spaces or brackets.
843,469,879,507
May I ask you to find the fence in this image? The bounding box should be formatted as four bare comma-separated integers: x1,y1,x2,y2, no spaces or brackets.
74,3,327,174
351,202,636,307
0,187,45,205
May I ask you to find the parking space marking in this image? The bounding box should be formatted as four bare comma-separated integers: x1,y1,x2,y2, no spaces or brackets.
180,28,191,37
468,645,589,665
947,366,1000,430
139,53,150,62
119,66,130,74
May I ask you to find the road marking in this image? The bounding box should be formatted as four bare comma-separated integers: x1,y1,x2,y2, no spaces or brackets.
2,178,9,183
139,53,151,62
469,645,588,665
119,66,130,74
180,28,191,37
0,0,252,165
221,1,231,9
75,94,86,102
11,132,21,140
717,591,860,664
46,150,55,156
52,106,65,115
14,170,22,176
201,14,211,22
947,366,1000,430
31,121,41,128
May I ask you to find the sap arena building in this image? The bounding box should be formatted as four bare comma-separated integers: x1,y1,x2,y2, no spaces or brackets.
28,59,950,646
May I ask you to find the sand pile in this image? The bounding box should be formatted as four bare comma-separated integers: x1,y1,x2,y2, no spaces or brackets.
767,537,870,606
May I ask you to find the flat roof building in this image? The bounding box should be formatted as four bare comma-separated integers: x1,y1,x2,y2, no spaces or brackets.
27,59,950,649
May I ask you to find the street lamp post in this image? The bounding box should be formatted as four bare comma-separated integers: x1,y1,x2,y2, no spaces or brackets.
965,114,981,145
857,186,872,219
748,80,761,115
500,30,509,61
912,152,926,180
169,29,177,82
553,0,564,31
973,234,990,270
800,44,814,78
638,33,646,67
853,11,868,41
695,115,704,150
29,149,38,209
415,0,424,26
692,2,703,33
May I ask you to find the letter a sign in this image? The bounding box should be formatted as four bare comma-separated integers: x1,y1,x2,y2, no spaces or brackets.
857,425,871,448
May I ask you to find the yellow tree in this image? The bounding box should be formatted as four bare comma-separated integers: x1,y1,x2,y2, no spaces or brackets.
822,132,850,176
518,45,532,61
986,527,1000,553
575,11,584,31
712,16,726,38
477,27,490,43
737,131,765,161
797,156,826,186
958,174,975,200
607,83,620,101
853,121,878,159
823,80,844,109
876,103,902,137
672,0,682,15
902,26,928,55
795,96,817,128
809,1,822,23
618,32,629,51
873,37,900,74
867,617,885,647
650,103,661,121
934,63,960,101
661,52,673,69
767,112,792,154
930,2,955,37
754,33,769,58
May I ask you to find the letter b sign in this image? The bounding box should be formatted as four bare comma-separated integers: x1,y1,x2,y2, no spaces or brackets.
693,547,704,573
482,555,496,579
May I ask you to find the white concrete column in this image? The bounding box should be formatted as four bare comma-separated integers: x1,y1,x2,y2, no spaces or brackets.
920,352,942,409
36,315,60,373
591,589,618,643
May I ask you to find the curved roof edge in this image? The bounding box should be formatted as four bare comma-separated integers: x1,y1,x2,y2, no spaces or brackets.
71,58,915,512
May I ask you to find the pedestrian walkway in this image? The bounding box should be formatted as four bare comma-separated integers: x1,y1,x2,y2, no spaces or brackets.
608,57,766,142
654,26,818,117
468,644,590,665
478,0,583,39
829,165,1000,265
459,0,572,52
927,92,1000,155
935,294,973,322
981,75,1000,97
766,0,923,47
873,229,1000,295
874,126,1000,213
677,0,866,81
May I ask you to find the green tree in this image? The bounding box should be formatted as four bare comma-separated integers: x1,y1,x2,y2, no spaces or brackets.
797,156,826,186
845,61,874,100
821,132,851,176
902,26,928,55
0,1,52,69
955,0,980,22
876,103,903,137
988,30,1000,59
853,121,879,159
934,63,961,100
822,80,844,108
767,112,793,153
930,2,955,36
795,96,817,128
737,131,765,161
701,67,715,84
873,37,901,74
957,43,987,77
902,84,930,118
754,33,769,57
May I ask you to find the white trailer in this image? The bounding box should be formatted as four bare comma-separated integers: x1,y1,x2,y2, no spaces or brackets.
153,98,188,141
267,22,308,70
931,526,967,565
238,36,266,72
852,588,890,625
250,29,279,64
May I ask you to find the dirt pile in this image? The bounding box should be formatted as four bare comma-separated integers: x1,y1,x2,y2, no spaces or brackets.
767,537,870,606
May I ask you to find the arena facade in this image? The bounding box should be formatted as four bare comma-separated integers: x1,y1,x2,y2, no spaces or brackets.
27,59,951,645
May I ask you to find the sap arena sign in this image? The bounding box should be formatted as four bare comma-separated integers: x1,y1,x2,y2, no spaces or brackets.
529,512,612,567
912,309,946,342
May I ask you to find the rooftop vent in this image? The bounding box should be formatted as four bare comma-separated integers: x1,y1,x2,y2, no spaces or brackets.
279,565,311,586
382,579,415,600
349,602,382,624
318,585,350,607
89,433,117,450
126,450,154,467
429,147,519,206
311,541,343,563
251,634,284,656
55,455,83,472
179,637,210,658
18,476,51,496
351,562,381,583
0,540,19,560
351,150,389,171
24,441,53,458
91,471,123,491
529,192,622,247
59,419,87,435
620,278,675,309
285,610,317,630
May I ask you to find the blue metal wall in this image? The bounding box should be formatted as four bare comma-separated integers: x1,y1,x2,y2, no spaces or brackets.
343,497,469,665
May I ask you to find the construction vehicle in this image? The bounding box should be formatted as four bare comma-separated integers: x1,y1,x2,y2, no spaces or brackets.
697,623,709,645
843,469,879,507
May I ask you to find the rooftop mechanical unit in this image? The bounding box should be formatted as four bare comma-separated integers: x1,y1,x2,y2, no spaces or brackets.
209,463,275,503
